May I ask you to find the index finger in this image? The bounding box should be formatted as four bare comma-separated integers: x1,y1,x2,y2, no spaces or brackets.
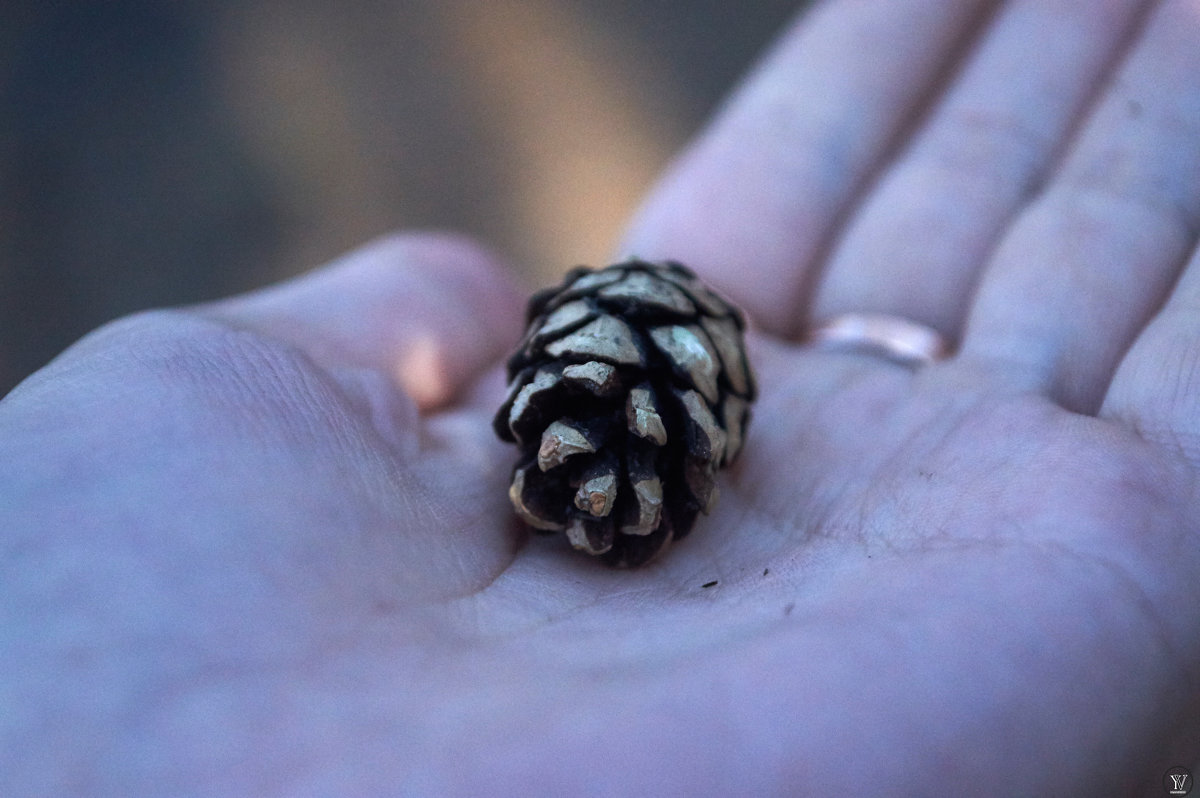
621,0,996,335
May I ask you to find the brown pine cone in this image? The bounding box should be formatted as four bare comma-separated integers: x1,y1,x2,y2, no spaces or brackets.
493,260,756,567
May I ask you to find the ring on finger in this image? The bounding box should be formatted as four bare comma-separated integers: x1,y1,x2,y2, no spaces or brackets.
807,312,950,367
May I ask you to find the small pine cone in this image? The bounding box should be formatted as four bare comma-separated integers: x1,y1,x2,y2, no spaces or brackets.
493,259,756,567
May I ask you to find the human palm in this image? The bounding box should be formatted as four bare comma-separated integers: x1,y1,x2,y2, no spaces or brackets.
4,1,1200,795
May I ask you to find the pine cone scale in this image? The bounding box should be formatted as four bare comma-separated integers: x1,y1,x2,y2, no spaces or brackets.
499,367,566,445
719,393,749,466
509,461,567,531
626,383,668,445
536,419,598,471
530,300,596,346
575,474,617,517
551,268,625,305
543,314,646,367
623,473,664,536
674,387,727,466
699,315,755,398
595,270,696,316
562,361,620,396
648,325,722,404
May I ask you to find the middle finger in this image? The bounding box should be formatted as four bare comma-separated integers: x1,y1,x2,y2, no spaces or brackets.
622,0,996,336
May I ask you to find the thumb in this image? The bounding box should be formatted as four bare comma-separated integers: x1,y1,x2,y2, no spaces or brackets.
204,232,526,410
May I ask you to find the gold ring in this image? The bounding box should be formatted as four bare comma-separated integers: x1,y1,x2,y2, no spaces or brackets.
807,313,949,367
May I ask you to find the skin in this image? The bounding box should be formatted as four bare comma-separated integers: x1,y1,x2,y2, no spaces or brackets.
3,0,1199,794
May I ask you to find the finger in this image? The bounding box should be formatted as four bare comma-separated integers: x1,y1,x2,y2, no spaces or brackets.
811,0,1149,340
203,232,526,411
1101,241,1200,466
960,0,1200,412
621,0,996,335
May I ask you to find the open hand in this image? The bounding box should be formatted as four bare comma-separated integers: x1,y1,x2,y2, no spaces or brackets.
3,1,1199,794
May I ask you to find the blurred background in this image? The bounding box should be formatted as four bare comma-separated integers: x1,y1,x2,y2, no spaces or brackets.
0,0,802,395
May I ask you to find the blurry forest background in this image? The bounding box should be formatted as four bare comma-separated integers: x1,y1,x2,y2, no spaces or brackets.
0,1,801,394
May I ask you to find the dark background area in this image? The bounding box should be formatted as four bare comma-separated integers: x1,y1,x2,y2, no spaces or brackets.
0,1,802,395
